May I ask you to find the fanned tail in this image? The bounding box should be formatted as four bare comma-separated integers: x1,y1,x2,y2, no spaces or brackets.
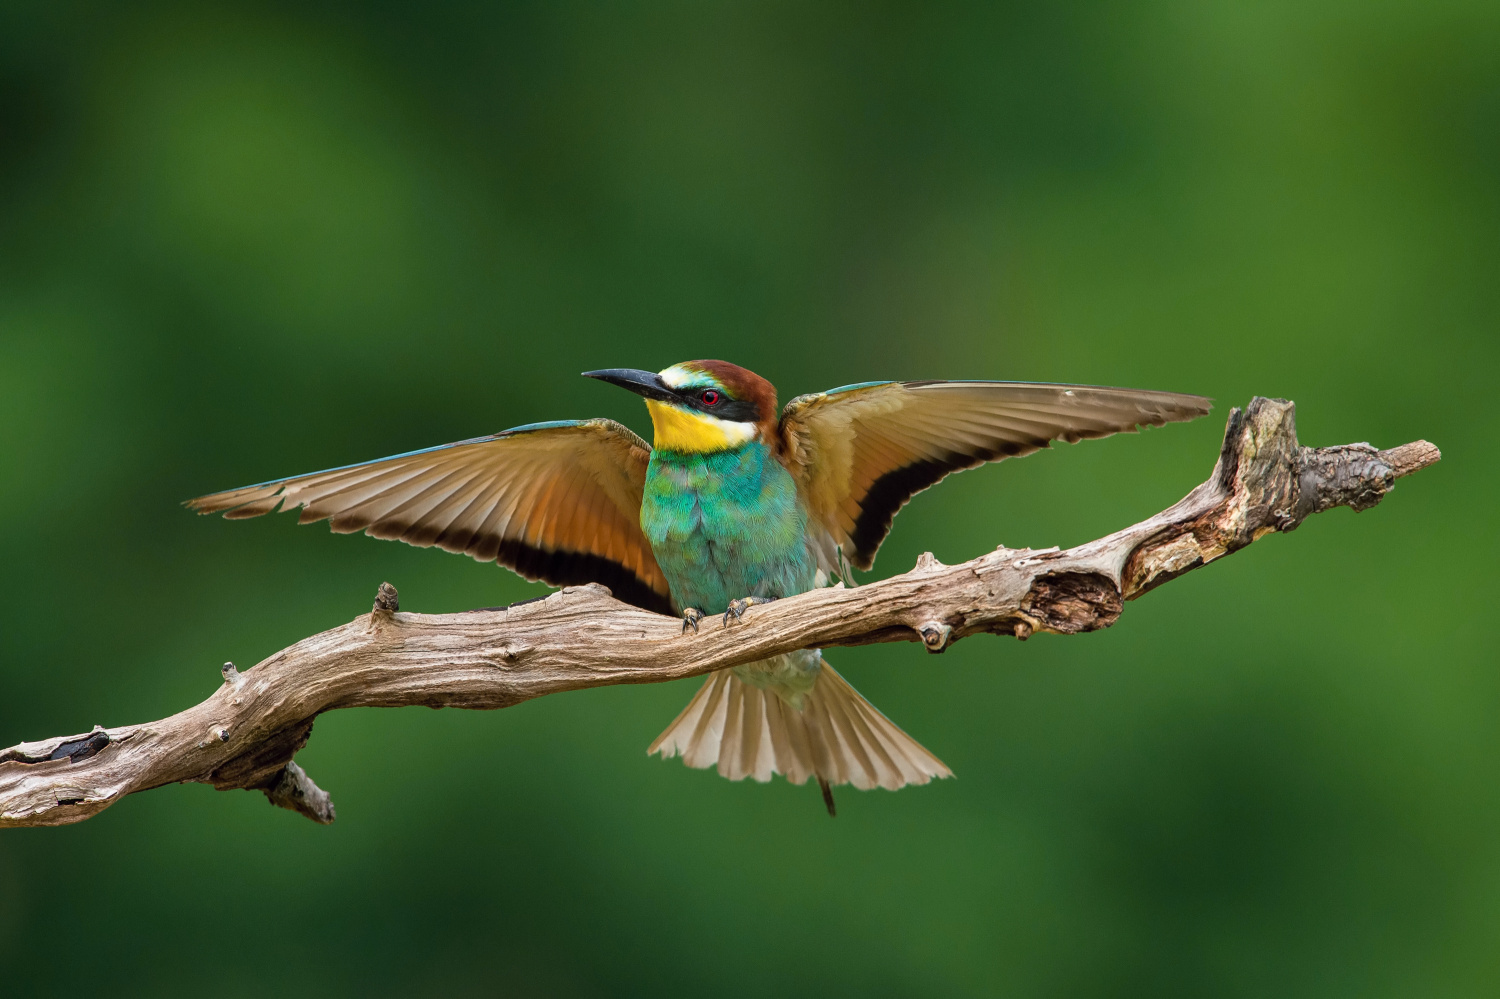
648,662,951,791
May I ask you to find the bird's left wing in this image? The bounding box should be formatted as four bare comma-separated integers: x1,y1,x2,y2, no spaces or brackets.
185,419,673,614
779,380,1212,575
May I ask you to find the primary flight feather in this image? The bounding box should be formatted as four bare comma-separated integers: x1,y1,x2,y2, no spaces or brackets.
189,361,1210,814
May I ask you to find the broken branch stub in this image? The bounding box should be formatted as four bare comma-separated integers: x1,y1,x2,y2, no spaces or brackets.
0,398,1439,829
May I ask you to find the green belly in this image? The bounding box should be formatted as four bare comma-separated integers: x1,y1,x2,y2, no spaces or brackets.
640,442,817,614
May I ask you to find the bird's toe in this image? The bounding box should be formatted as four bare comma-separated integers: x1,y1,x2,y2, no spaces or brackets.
722,595,776,627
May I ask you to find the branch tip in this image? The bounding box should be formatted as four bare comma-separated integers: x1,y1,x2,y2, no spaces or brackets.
1381,440,1441,478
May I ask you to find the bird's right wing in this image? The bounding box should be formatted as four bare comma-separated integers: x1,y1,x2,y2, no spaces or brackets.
779,380,1212,574
186,419,673,614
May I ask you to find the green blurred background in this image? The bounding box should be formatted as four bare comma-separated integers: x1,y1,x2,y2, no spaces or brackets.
1,1,1494,995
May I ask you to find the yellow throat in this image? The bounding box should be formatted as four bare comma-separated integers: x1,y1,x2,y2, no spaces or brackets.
645,399,757,452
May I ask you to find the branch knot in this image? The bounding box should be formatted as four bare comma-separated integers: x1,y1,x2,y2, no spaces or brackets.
373,582,400,614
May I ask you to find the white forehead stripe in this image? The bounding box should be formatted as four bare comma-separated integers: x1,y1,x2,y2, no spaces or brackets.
659,364,721,390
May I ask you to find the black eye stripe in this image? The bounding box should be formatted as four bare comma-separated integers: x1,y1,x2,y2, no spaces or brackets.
675,388,758,421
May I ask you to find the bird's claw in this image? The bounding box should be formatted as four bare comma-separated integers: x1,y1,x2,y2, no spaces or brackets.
681,608,705,634
722,595,776,627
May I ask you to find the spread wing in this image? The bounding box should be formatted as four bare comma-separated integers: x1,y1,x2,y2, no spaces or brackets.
779,380,1212,573
185,419,672,614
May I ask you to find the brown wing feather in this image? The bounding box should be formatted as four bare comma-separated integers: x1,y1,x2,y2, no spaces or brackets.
186,420,672,614
779,380,1212,572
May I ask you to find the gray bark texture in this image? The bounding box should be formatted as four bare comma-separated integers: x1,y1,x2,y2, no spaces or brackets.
0,398,1440,828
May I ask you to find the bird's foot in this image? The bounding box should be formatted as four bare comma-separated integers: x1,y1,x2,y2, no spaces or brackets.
723,595,777,627
681,608,705,634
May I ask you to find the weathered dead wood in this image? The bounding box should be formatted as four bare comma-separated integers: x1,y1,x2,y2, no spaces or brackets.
0,398,1439,828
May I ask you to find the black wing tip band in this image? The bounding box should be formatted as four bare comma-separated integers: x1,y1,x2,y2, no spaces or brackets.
494,538,673,616
848,444,1034,568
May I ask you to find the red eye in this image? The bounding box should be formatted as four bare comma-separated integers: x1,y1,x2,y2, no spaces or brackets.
700,389,720,405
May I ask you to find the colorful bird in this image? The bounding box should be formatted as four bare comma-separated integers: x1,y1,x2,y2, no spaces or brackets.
188,361,1209,814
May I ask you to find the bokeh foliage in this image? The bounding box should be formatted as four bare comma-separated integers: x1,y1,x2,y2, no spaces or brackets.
1,1,1495,995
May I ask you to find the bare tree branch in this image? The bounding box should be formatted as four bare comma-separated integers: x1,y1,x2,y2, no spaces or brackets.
0,398,1440,828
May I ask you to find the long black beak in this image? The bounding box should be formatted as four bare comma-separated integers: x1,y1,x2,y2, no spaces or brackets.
582,368,677,403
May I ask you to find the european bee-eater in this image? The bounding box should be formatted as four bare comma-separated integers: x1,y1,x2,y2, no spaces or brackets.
189,361,1209,813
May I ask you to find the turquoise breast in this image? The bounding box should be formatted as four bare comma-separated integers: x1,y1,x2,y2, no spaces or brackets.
640,442,817,614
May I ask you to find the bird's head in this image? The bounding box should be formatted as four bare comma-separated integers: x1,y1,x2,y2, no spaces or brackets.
584,360,778,453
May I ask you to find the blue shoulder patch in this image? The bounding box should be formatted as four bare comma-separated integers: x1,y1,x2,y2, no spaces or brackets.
824,380,894,396
498,419,590,436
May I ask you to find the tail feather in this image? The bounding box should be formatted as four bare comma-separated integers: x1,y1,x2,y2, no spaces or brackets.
825,687,894,788
765,689,814,785
680,670,730,770
721,672,747,775
649,662,951,791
